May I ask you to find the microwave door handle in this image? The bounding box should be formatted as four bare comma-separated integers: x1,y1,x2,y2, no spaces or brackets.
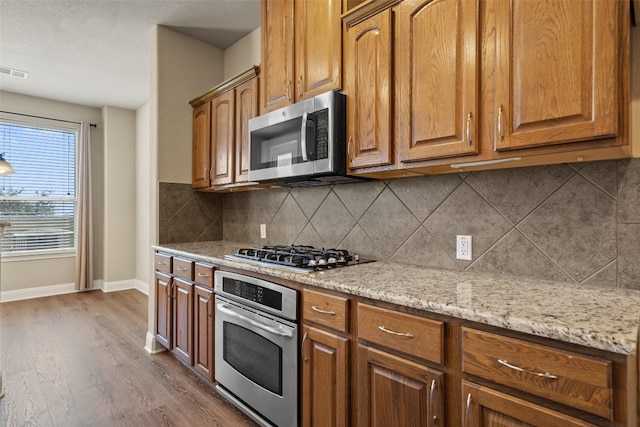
301,112,308,162
217,303,294,338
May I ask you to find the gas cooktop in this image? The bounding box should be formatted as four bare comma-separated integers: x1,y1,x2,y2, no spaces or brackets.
226,245,374,273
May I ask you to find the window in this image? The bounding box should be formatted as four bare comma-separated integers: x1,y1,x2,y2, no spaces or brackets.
0,112,79,256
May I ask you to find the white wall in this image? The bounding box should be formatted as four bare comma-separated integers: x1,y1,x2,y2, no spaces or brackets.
135,103,151,289
102,106,136,288
0,91,103,297
146,25,225,348
154,26,225,184
223,27,261,80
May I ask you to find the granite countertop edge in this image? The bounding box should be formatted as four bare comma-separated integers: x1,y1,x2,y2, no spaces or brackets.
154,241,640,356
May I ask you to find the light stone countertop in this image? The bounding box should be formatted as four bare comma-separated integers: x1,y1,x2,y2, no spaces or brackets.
155,241,640,356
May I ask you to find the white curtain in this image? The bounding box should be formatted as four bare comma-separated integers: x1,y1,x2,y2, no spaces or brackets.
75,122,93,290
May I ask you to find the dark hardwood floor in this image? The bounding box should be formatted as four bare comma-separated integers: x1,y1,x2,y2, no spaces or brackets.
0,289,257,427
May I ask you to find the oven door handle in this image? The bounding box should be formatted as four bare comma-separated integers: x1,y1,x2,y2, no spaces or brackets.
217,303,294,338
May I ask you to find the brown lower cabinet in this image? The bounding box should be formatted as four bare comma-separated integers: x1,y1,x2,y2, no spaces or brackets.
193,285,214,381
155,253,215,382
171,278,194,365
153,254,637,427
356,344,444,427
301,325,349,427
461,380,598,427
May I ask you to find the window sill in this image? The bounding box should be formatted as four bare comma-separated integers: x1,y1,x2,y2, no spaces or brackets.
1,249,76,262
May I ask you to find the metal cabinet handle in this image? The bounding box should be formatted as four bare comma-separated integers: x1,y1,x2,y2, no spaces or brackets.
197,272,209,278
301,112,308,161
301,331,309,363
217,303,294,338
497,104,504,142
156,261,167,266
165,278,173,297
378,325,414,338
465,393,472,427
430,379,437,424
204,294,212,317
466,112,473,146
287,80,291,102
177,266,187,271
348,136,354,160
311,305,336,316
298,75,303,99
497,359,558,379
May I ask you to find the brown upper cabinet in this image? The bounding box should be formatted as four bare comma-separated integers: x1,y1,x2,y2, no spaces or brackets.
494,0,619,151
343,0,634,178
396,0,479,162
190,67,259,191
192,102,211,189
260,0,343,114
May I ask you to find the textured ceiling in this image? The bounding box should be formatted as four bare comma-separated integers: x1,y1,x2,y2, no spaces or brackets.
0,0,261,110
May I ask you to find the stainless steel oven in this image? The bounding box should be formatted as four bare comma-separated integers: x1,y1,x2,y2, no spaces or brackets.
214,270,298,427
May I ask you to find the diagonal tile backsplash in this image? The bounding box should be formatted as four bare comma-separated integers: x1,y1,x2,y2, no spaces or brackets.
159,158,640,289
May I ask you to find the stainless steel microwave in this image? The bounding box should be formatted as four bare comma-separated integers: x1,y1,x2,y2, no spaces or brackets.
248,91,358,186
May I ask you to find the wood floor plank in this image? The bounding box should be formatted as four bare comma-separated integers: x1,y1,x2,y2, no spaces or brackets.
0,290,256,427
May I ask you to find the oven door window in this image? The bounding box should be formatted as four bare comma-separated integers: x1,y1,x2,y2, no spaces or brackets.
223,322,283,396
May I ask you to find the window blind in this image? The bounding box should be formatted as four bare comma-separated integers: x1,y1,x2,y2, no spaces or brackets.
0,114,78,254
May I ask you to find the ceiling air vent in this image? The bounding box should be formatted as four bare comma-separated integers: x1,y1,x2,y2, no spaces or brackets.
0,66,29,79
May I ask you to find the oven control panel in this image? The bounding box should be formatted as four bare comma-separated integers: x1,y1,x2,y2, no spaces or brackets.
222,277,282,311
214,270,298,321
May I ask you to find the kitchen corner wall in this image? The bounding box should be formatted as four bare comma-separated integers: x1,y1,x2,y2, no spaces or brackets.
159,158,640,290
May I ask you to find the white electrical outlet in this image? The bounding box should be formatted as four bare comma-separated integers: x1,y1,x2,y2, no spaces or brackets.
456,235,472,260
260,224,267,239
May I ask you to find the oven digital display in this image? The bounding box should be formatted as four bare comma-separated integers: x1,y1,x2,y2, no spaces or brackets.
222,277,283,310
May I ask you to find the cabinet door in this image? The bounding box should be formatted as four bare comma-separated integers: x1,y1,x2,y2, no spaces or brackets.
193,286,214,381
397,0,479,162
155,272,172,349
192,102,211,189
172,278,194,365
261,0,295,113
344,9,393,170
295,0,342,100
301,325,349,427
462,381,598,427
235,77,258,184
494,0,618,151
210,90,236,186
357,344,444,427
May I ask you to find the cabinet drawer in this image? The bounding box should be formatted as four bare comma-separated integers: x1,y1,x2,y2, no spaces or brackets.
155,253,172,273
303,289,349,332
462,328,613,420
194,263,214,287
357,304,443,364
173,257,194,281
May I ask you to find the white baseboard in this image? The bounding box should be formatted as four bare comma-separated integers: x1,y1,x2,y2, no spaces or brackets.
1,279,150,302
0,282,77,302
134,279,149,295
101,279,137,292
145,331,167,354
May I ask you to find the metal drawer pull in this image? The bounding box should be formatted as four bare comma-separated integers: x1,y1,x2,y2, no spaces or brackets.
378,325,414,338
311,305,336,316
177,266,187,271
156,261,166,265
466,112,472,146
197,273,209,278
497,359,558,379
465,393,472,427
